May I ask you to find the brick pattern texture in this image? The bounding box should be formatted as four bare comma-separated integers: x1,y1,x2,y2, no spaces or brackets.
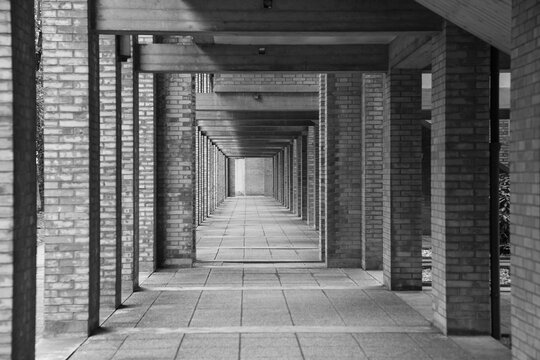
156,73,195,267
120,52,136,301
319,75,327,259
382,69,423,291
301,134,308,221
0,0,36,357
361,74,384,270
138,69,156,273
431,22,491,335
325,73,363,268
292,139,299,215
99,35,120,315
510,2,540,359
214,73,318,87
42,0,101,336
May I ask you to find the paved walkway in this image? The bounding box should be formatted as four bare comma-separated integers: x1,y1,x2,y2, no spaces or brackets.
45,197,510,360
197,197,320,263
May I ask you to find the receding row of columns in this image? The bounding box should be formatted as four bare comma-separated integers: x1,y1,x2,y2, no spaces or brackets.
3,1,540,358
195,129,228,227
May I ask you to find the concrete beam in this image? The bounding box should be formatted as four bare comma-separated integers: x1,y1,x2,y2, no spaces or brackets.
138,44,389,73
198,120,315,127
95,0,442,34
196,93,318,111
197,110,318,121
214,84,318,93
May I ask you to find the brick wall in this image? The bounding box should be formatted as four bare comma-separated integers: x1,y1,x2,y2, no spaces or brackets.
382,69,423,290
325,73,363,268
431,22,491,335
361,74,384,270
156,73,195,267
99,35,120,315
292,139,299,214
0,0,36,357
510,2,540,359
42,0,100,335
214,73,318,87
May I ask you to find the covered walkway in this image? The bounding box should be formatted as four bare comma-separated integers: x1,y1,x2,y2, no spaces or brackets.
59,198,508,360
197,197,320,263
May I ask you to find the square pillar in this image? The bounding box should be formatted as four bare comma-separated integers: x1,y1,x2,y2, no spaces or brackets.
42,0,101,335
319,75,328,260
292,139,299,215
99,35,121,316
138,38,156,273
307,127,316,225
156,73,196,267
382,69,423,290
431,22,490,334
362,74,384,270
301,134,308,221
325,73,363,268
505,3,540,334
120,43,137,301
0,0,36,357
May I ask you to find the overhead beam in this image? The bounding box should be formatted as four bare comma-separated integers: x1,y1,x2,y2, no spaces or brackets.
197,110,318,121
138,44,389,73
214,84,318,93
198,120,315,127
95,0,442,34
196,93,318,112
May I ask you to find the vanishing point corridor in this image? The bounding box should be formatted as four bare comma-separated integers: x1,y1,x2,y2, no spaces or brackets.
53,198,509,360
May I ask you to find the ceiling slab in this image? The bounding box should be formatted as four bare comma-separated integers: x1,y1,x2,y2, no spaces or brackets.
95,0,442,34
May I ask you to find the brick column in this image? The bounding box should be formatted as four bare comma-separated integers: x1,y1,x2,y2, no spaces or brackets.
307,127,316,225
301,134,308,221
510,5,540,357
138,38,156,273
284,147,289,207
0,0,36,356
382,69,423,290
195,130,200,225
289,144,294,210
362,74,384,270
431,22,491,335
202,135,208,219
292,139,299,215
42,0,101,335
99,35,121,315
326,73,363,268
156,73,196,267
120,47,136,300
319,74,328,259
229,154,236,198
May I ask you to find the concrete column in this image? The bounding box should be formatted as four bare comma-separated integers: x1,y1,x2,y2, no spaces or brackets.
382,69,423,290
319,74,328,260
361,74,384,270
0,0,36,356
325,73,363,268
120,43,136,301
301,134,308,221
156,73,195,267
138,47,156,273
431,22,491,335
42,0,101,335
99,35,121,316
